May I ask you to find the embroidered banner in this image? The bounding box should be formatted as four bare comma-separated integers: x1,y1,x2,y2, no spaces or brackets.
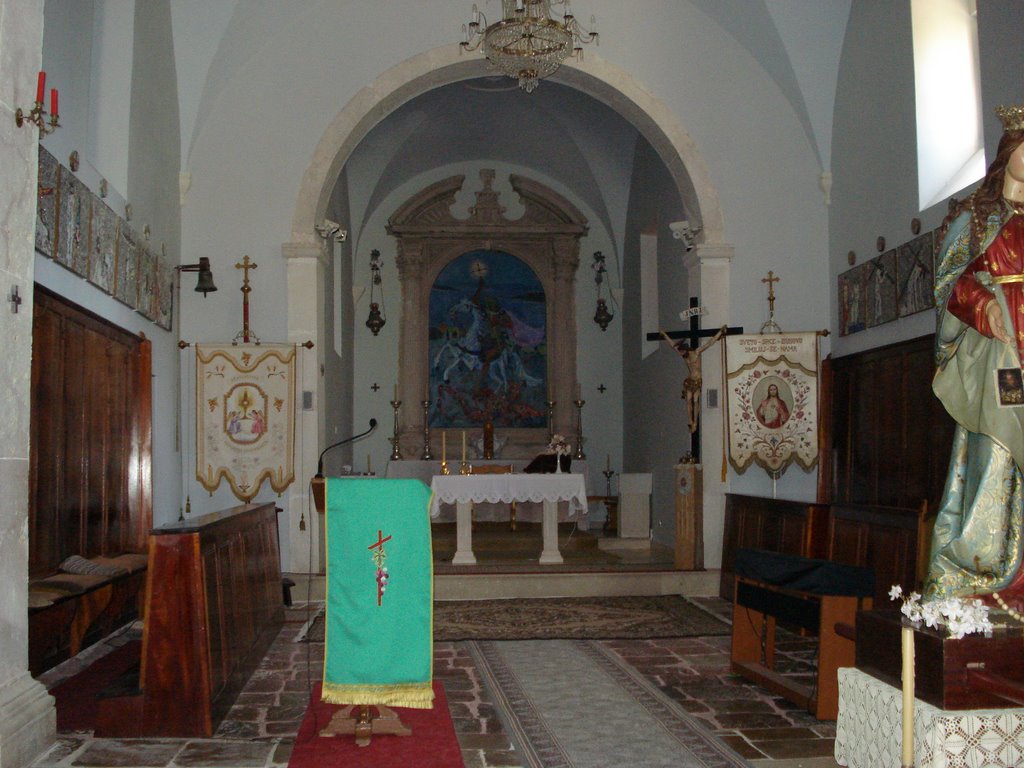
196,343,296,501
725,333,819,476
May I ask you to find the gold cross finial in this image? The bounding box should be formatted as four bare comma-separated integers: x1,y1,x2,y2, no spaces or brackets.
762,271,780,313
235,255,258,295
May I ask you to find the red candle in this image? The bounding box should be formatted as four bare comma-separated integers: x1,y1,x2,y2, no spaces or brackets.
36,71,45,104
50,89,58,118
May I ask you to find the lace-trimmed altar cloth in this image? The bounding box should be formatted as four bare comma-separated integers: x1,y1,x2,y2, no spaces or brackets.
428,473,588,518
835,667,1024,768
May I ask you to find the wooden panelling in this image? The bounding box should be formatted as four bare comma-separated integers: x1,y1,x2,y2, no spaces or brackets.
96,504,284,738
827,503,924,602
29,287,152,576
830,335,954,511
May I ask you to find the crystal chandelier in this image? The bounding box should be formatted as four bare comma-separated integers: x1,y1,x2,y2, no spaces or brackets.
461,0,598,93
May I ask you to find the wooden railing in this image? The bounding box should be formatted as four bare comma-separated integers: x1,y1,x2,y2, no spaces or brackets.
96,503,284,737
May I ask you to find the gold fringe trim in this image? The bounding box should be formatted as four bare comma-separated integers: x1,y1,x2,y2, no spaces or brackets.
321,681,434,709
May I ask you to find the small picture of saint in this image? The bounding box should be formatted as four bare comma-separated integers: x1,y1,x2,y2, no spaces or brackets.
753,378,792,429
996,368,1024,407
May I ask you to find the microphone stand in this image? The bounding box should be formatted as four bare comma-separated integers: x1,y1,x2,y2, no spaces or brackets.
311,418,378,514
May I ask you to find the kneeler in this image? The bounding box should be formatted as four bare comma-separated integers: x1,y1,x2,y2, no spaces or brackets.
320,477,434,746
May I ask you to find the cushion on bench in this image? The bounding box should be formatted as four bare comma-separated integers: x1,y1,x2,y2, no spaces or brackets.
91,553,148,575
59,554,129,577
32,572,113,596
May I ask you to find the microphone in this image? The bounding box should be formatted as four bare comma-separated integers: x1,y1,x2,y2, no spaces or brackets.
316,418,378,477
312,419,378,514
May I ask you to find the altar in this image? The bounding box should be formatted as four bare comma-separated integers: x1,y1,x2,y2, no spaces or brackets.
427,473,588,566
387,459,590,523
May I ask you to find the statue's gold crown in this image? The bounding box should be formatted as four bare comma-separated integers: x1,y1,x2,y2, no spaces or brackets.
997,104,1024,132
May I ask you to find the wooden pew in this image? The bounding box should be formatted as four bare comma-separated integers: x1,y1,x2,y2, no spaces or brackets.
96,503,284,737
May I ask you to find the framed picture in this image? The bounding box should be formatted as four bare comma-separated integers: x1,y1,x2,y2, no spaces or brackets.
114,223,139,308
996,368,1024,407
136,243,158,321
838,262,869,336
36,147,59,258
155,252,174,331
897,231,935,317
89,200,118,294
865,250,898,328
56,168,91,277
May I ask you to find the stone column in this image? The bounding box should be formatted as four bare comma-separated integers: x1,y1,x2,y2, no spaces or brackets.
550,237,579,436
682,241,734,571
395,241,425,452
284,241,328,572
0,4,58,766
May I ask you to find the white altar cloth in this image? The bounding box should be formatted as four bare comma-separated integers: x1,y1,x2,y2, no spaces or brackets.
429,473,588,566
835,666,1024,768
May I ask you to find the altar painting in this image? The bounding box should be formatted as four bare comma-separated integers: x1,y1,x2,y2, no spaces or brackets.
428,250,547,428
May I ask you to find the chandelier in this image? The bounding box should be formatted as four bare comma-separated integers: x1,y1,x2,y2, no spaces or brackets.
461,0,598,93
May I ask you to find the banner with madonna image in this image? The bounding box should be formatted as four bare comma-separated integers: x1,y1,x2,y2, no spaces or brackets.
196,343,296,501
725,333,819,476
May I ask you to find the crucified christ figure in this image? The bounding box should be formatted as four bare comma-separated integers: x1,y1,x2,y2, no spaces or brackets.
660,325,727,433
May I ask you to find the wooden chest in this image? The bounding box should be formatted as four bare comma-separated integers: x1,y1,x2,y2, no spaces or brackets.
855,609,1024,710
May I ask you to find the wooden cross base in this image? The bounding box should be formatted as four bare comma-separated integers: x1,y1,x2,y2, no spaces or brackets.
319,704,412,747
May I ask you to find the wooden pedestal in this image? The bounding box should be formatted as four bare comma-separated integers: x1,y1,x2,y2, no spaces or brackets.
856,609,1024,710
674,463,703,570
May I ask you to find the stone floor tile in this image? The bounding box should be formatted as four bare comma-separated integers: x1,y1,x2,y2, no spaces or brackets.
751,737,837,760
71,738,185,767
174,741,275,767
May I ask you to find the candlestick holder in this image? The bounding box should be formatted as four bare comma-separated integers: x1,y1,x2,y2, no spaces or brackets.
420,399,433,460
573,398,586,459
602,468,615,497
389,398,403,460
459,460,470,475
546,400,555,441
440,459,451,475
15,103,60,135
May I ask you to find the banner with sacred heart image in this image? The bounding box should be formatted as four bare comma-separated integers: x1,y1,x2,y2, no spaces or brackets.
196,343,296,501
725,333,819,477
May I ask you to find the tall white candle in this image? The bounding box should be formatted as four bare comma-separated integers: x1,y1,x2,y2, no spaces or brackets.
461,430,466,462
442,432,446,462
901,625,915,768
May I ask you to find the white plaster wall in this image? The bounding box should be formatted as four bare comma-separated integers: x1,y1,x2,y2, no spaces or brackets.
177,4,831,545
830,2,1024,359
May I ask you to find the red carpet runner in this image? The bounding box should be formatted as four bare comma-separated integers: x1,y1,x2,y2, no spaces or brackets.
289,681,464,768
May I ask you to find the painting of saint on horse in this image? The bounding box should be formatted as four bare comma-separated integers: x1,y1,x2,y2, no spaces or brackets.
428,250,547,428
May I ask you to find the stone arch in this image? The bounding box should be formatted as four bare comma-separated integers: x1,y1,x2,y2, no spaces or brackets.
289,44,724,245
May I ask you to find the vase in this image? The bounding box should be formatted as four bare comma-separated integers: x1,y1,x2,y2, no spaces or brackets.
555,453,563,473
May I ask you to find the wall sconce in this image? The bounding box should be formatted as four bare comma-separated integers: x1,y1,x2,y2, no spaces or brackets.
365,249,386,336
15,71,60,135
176,257,218,296
591,251,614,331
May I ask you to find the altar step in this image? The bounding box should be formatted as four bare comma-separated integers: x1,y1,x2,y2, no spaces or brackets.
284,569,720,601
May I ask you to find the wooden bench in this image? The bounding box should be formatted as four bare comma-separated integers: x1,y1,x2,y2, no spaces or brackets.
28,553,148,676
730,548,874,720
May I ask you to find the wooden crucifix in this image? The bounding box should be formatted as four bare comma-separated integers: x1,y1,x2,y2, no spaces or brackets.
645,297,743,461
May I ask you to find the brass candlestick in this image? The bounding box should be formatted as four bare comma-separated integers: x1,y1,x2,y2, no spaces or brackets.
440,459,450,475
420,399,433,460
389,399,403,460
546,400,555,441
573,398,586,460
459,460,470,475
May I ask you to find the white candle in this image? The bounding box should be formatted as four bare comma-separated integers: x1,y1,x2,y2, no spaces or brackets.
442,432,446,463
461,430,466,462
393,383,398,401
901,625,915,768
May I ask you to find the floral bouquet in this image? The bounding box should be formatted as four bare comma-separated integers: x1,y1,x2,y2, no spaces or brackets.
889,584,993,639
547,434,571,456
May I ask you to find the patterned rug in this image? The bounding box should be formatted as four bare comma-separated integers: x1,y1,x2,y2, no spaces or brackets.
470,639,752,767
298,596,729,643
